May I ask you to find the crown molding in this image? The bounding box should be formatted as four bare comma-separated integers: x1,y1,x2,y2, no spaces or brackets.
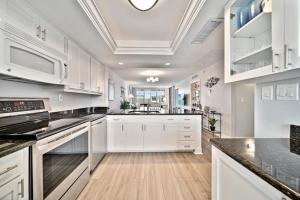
77,0,206,55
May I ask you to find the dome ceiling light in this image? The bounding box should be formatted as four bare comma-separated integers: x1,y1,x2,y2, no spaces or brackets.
128,0,159,11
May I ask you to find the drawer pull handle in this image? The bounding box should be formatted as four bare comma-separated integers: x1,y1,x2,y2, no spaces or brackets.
0,164,18,176
184,127,191,129
18,179,24,198
184,119,190,121
167,119,174,120
184,136,191,138
184,145,191,148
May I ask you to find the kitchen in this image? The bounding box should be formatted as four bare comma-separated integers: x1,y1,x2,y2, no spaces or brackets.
0,0,299,200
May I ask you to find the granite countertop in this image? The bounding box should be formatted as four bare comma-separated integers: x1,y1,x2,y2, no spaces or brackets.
0,140,35,158
210,138,300,200
107,110,203,115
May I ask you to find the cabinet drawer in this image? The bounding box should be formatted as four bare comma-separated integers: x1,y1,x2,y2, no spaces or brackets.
178,141,194,150
178,116,201,122
179,123,196,132
178,133,195,140
163,116,178,123
0,149,24,185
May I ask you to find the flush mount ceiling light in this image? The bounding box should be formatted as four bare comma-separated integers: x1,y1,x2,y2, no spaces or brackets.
118,62,124,65
128,0,159,11
164,62,171,66
146,76,159,83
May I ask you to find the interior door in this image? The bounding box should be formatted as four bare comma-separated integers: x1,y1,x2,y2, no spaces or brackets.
143,120,163,151
284,0,300,69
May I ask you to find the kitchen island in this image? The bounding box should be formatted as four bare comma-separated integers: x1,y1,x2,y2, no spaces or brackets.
211,138,300,200
107,112,202,154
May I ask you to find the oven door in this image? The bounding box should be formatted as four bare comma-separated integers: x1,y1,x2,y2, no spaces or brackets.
33,124,90,200
0,30,67,84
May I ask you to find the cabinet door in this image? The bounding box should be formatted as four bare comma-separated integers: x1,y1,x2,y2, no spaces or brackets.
0,177,21,200
90,57,103,93
5,0,38,38
272,0,286,71
123,122,143,151
66,41,80,89
79,49,91,91
284,0,300,69
162,123,178,151
108,122,125,152
143,121,163,151
41,21,67,55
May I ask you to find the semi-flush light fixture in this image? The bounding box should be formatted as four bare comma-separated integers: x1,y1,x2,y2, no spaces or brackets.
146,76,159,83
128,0,159,11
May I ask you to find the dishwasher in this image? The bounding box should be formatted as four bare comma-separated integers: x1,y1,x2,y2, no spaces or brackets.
90,117,107,171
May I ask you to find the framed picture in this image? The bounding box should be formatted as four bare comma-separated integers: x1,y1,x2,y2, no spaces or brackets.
108,80,115,101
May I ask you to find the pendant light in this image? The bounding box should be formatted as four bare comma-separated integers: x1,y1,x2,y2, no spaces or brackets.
128,0,159,11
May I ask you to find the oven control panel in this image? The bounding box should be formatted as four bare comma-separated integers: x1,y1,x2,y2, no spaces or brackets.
0,100,45,113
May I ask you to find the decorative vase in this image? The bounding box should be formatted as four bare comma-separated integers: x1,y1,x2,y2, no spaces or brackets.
210,126,216,132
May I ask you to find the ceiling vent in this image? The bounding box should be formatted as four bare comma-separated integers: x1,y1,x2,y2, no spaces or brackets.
191,18,223,44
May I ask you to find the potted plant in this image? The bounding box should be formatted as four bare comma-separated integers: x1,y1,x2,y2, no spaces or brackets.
120,99,130,111
208,118,218,132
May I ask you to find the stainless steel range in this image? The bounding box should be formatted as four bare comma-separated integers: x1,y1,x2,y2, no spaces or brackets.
0,98,90,200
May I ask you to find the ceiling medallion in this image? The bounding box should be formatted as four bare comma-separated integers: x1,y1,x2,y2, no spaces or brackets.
128,0,159,11
146,76,159,83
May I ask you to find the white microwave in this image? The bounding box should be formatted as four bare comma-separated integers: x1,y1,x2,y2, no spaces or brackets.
0,27,67,85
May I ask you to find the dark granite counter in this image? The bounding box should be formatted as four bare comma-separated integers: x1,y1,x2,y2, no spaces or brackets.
107,110,203,115
0,140,35,158
210,138,300,200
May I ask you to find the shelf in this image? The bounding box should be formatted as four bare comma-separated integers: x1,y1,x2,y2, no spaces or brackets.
233,12,271,38
227,65,273,83
233,45,272,64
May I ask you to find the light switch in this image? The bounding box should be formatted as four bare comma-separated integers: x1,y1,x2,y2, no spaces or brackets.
276,83,299,100
261,85,273,100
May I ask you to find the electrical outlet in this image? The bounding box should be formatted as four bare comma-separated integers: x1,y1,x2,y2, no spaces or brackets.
261,85,273,100
276,83,299,101
58,94,63,102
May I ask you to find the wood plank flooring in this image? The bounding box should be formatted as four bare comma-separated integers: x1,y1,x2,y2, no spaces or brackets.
78,153,211,200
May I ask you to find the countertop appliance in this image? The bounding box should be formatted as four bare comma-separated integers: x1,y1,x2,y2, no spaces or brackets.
0,98,90,200
90,116,107,171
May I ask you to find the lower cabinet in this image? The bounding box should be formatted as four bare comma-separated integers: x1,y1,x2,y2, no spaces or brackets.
0,148,29,200
107,115,202,153
212,146,292,200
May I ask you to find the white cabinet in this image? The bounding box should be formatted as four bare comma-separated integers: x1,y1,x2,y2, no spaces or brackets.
107,117,124,152
284,0,300,70
78,48,91,91
65,41,91,91
212,146,292,200
0,148,29,200
224,0,300,83
123,121,143,151
90,57,105,94
107,115,202,153
143,119,164,151
2,0,67,56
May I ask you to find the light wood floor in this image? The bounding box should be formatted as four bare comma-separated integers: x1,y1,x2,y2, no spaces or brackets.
78,153,211,200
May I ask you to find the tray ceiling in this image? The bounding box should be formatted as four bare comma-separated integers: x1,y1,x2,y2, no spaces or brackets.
77,0,206,55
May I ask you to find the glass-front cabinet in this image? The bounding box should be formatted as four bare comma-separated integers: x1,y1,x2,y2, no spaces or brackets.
224,0,300,83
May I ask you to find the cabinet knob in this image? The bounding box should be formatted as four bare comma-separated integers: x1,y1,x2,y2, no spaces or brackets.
7,68,11,72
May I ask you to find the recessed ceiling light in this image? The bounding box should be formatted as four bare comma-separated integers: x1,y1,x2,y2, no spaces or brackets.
118,62,124,65
165,62,171,66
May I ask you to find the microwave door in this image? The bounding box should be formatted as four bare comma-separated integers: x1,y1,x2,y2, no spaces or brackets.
2,36,65,84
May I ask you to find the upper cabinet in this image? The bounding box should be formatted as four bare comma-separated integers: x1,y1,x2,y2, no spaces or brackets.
224,0,300,83
2,0,68,57
91,57,105,94
64,41,104,95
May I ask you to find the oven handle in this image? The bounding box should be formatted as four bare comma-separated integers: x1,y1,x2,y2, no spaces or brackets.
38,126,88,154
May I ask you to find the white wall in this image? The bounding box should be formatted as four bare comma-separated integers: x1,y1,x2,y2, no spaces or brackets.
175,60,233,137
107,69,126,112
0,80,93,112
255,78,300,138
